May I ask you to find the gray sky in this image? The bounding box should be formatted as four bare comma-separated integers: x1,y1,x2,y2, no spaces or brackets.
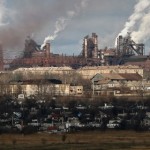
1,0,149,58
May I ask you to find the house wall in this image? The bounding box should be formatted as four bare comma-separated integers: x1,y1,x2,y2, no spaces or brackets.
70,86,83,95
13,67,73,78
12,66,143,80
8,84,83,97
92,79,150,97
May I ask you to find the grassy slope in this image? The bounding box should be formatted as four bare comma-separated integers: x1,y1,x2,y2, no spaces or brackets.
0,131,150,150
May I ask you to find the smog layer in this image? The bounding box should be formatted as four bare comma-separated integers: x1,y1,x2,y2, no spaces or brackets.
0,0,150,59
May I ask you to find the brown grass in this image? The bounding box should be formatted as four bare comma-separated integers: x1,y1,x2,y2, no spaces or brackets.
0,130,150,150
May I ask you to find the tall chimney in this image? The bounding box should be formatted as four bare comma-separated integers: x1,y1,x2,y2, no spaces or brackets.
45,42,50,58
92,33,98,58
83,38,88,58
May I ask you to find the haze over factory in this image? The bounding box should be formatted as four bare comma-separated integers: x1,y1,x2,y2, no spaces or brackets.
0,0,149,70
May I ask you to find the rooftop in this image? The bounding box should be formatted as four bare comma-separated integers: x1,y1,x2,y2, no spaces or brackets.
13,66,73,72
78,65,142,70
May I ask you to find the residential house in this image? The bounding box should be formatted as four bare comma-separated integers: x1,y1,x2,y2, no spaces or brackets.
8,79,83,97
70,86,83,95
91,73,149,96
107,118,121,129
143,112,150,127
143,116,150,127
66,117,82,128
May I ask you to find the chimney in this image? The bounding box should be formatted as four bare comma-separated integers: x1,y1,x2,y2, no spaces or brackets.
92,33,98,58
45,42,50,58
83,38,88,58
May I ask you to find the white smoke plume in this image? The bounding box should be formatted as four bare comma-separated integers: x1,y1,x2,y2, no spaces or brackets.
115,0,150,47
131,10,150,43
41,0,88,49
119,0,150,37
0,0,81,59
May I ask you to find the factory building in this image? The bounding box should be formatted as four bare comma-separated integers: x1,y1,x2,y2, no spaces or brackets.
116,33,144,56
116,33,145,65
23,36,51,59
8,37,87,69
0,32,149,71
82,33,99,59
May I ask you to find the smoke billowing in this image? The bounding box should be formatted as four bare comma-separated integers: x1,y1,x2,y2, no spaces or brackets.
1,0,149,58
0,0,88,58
0,0,7,26
41,0,88,49
118,0,150,44
0,0,59,58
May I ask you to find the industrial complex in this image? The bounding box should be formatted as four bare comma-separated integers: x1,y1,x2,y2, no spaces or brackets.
0,32,149,71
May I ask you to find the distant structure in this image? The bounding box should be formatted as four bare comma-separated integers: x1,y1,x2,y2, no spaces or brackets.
24,36,50,58
24,36,40,58
9,33,102,69
82,33,98,59
116,33,145,64
9,36,86,69
97,33,146,66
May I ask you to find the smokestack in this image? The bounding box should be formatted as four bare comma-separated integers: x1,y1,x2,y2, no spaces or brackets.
45,42,50,58
83,37,88,58
92,33,98,59
117,35,123,55
41,0,89,49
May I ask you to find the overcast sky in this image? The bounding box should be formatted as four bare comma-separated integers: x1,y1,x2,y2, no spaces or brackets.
1,0,150,58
